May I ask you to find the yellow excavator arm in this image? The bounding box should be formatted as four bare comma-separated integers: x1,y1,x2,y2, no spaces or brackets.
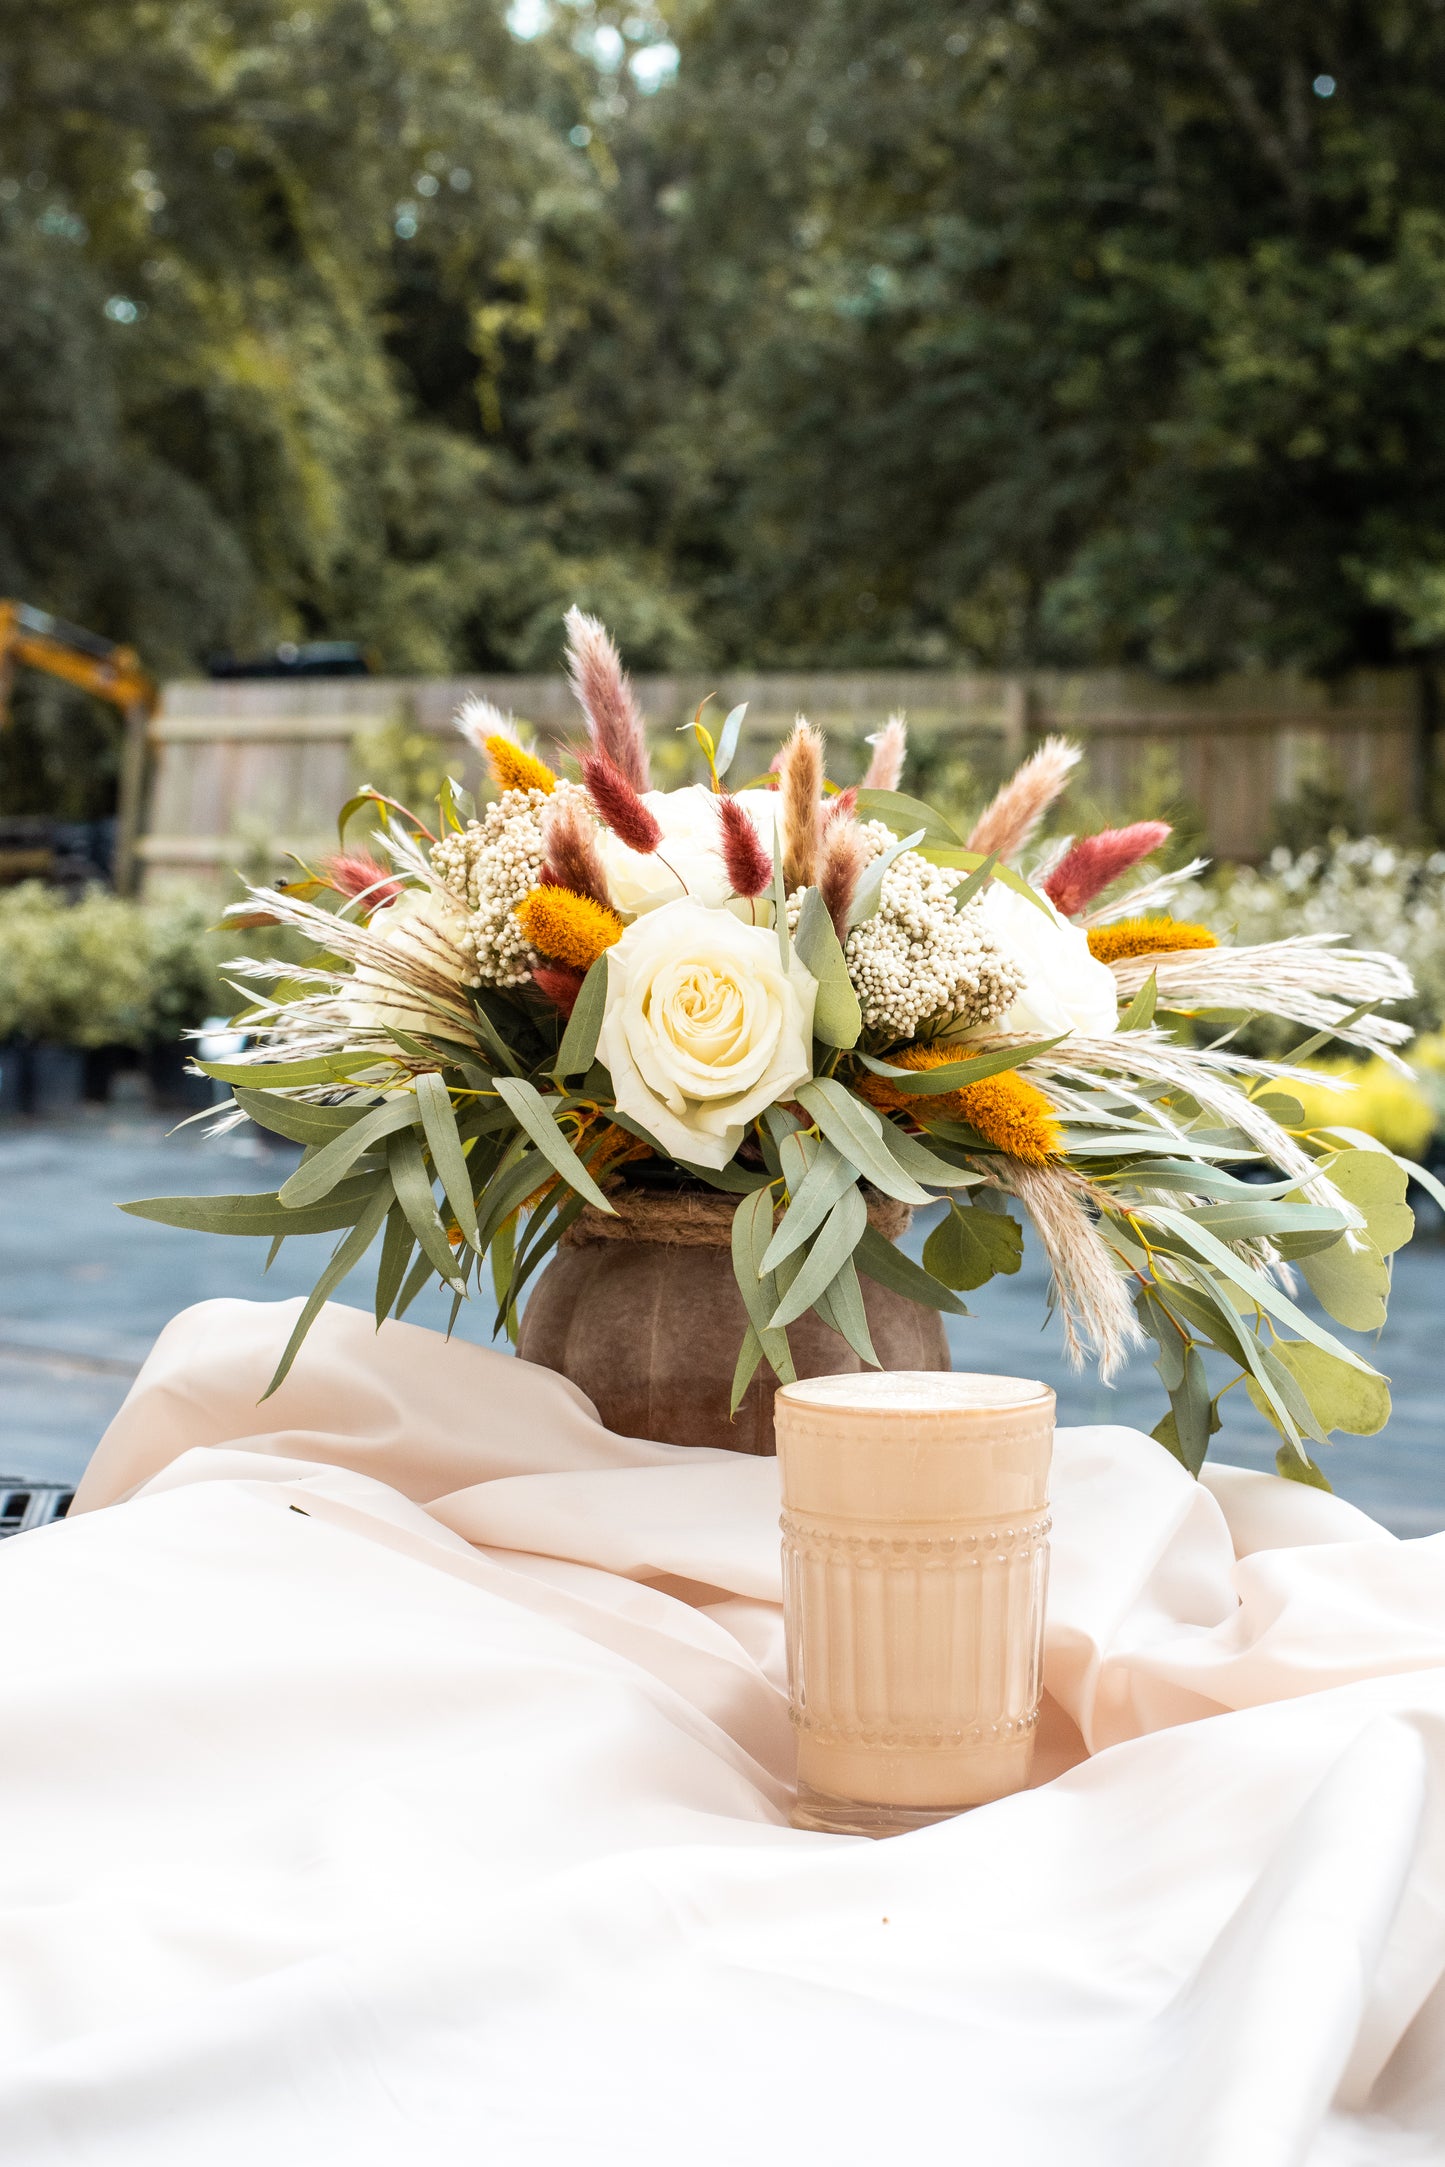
0,601,159,893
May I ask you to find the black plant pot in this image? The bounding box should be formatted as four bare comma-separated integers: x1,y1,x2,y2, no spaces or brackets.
0,1041,27,1119
28,1043,85,1115
146,1038,215,1112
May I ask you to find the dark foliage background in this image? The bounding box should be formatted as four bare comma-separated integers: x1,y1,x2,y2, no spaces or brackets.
5,1,1445,808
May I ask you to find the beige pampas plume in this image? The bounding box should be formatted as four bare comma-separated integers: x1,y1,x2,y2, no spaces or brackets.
818,818,869,943
862,715,907,792
966,736,1081,862
779,717,825,888
565,607,650,793
1004,1162,1144,1380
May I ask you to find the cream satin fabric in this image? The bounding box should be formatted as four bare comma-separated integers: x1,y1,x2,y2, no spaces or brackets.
1,1296,1442,2164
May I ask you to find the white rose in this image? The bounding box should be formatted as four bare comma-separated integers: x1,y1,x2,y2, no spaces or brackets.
976,882,1120,1040
597,783,778,916
344,888,476,1036
597,898,816,1167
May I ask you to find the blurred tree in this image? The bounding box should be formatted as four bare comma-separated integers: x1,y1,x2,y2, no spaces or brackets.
639,0,1445,675
6,0,1445,727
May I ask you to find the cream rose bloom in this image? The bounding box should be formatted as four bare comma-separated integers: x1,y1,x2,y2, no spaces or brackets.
976,882,1120,1040
597,898,816,1167
597,784,778,916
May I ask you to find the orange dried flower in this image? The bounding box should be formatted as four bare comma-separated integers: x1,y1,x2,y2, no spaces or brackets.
1086,918,1218,965
516,884,624,971
859,1044,1061,1166
486,735,557,796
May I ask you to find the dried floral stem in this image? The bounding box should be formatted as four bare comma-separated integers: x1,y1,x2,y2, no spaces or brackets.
778,718,825,888
1105,936,1415,1066
862,716,907,792
565,608,650,792
1044,823,1172,918
966,737,1081,862
1002,1162,1144,1379
716,793,773,898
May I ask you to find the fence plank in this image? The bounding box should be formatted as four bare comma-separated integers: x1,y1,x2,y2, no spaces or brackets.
139,666,1438,896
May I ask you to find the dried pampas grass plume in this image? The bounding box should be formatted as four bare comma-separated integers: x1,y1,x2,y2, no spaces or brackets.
818,818,869,943
1005,1163,1143,1379
862,716,907,793
778,718,825,888
565,608,650,793
455,696,516,755
541,791,611,909
1045,822,1172,918
966,736,1081,862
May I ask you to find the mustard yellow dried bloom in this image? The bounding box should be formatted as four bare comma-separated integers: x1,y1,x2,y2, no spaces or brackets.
858,1044,1061,1165
515,884,624,971
486,735,557,796
1086,918,1218,965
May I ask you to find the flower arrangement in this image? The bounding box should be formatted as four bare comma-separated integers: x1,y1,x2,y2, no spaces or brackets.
128,611,1435,1484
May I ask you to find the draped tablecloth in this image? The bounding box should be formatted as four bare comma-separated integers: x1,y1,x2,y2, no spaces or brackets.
2,1298,1444,2166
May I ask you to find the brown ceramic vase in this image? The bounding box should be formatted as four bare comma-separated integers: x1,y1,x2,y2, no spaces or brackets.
516,1181,951,1454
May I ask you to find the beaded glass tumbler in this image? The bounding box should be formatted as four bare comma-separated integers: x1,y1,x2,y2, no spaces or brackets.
775,1371,1054,1837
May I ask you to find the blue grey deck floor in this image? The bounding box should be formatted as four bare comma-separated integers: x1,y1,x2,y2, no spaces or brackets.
3,1110,1441,1535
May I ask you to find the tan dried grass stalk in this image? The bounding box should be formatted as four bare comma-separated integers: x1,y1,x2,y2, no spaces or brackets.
1002,1162,1144,1379
818,818,869,942
966,737,1082,861
779,718,825,888
862,715,907,792
1105,936,1415,1068
565,608,650,792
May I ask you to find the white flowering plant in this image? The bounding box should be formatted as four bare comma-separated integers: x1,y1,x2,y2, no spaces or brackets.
128,613,1435,1483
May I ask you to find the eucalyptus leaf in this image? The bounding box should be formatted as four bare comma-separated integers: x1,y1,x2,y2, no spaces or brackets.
813,1256,880,1367
714,702,748,781
416,1071,480,1251
120,1180,379,1240
387,1128,466,1289
263,1183,393,1399
770,823,791,972
792,888,862,1048
851,788,961,846
278,1095,422,1209
730,1187,795,1384
730,1324,766,1415
552,954,609,1081
847,827,926,928
923,1200,1024,1291
1119,971,1158,1032
1319,1149,1414,1256
375,1205,414,1325
875,1116,986,1189
491,1076,616,1213
1143,1206,1374,1374
1300,1236,1391,1332
233,1087,377,1147
761,1141,856,1273
855,1223,969,1314
855,1037,1064,1094
795,1079,931,1205
768,1186,869,1328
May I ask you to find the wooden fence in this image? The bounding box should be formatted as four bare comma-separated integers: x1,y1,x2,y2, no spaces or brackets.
139,665,1439,895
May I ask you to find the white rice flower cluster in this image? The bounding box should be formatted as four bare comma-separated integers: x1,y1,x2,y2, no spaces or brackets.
430,781,590,987
789,836,1026,1039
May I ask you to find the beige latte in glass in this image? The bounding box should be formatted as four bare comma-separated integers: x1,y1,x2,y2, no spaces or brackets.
776,1371,1054,1837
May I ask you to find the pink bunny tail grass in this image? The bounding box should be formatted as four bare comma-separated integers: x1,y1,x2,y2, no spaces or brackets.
966,736,1082,862
531,964,586,1017
818,819,869,944
565,607,650,793
541,792,611,909
1044,822,1173,919
322,853,402,912
824,785,858,829
454,696,516,756
717,793,773,899
861,715,907,792
581,750,662,854
779,718,825,888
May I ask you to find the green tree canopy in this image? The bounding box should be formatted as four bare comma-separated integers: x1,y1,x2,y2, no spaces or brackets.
5,0,1445,710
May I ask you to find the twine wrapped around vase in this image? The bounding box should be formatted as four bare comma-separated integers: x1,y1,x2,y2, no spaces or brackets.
564,1185,913,1250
